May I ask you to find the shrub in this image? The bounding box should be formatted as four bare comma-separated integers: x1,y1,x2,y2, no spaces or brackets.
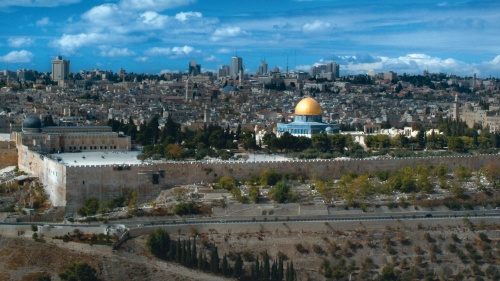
295,243,309,254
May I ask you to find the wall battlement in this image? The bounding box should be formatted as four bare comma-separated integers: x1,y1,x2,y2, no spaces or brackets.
17,147,500,212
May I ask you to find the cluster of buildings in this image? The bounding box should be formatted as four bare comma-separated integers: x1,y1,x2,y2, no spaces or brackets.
2,55,499,212
0,55,499,141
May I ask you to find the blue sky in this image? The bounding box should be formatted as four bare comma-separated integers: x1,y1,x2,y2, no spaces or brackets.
0,0,499,78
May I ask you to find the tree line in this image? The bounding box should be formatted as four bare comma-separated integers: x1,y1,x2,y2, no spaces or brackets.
146,228,297,280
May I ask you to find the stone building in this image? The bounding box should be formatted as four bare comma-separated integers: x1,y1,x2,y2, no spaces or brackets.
276,97,339,138
12,115,131,153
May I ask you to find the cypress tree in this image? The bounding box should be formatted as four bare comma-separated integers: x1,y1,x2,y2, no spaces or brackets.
290,261,295,281
197,251,203,271
210,247,220,273
271,259,277,281
186,239,192,266
202,253,208,271
286,262,290,281
263,251,270,280
233,254,243,278
278,256,284,281
221,253,229,276
176,238,181,263
169,240,176,261
182,240,187,266
191,236,197,267
254,256,260,280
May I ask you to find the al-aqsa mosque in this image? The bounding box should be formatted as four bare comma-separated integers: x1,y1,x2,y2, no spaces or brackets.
276,97,339,138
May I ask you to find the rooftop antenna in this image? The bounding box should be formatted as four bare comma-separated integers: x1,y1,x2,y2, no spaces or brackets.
286,54,289,74
294,50,297,72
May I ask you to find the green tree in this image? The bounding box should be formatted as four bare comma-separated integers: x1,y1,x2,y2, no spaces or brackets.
270,181,291,203
379,263,397,281
454,165,471,182
447,136,465,152
59,263,99,281
77,198,100,216
210,247,220,274
233,254,244,278
218,176,235,190
37,273,51,281
146,228,171,260
434,165,448,180
221,253,229,276
312,133,330,152
260,170,282,186
249,186,260,203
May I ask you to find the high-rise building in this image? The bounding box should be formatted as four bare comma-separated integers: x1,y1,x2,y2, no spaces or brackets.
218,65,230,78
310,62,339,79
51,56,70,81
230,56,243,78
258,60,268,76
188,60,201,76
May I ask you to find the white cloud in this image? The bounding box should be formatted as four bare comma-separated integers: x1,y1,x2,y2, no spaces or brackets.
171,45,194,56
36,17,52,26
217,48,232,54
160,68,179,74
82,4,126,26
0,50,34,63
144,47,172,56
331,53,497,77
211,26,248,41
139,11,169,28
0,0,79,7
203,55,217,62
119,0,194,12
144,45,196,58
99,47,135,57
175,11,202,21
53,33,142,54
7,37,34,48
302,20,331,32
135,56,149,62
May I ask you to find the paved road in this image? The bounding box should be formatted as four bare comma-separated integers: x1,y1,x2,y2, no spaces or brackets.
1,209,498,229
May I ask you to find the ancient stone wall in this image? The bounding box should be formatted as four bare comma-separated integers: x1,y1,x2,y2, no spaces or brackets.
152,154,499,187
18,149,500,212
18,145,67,207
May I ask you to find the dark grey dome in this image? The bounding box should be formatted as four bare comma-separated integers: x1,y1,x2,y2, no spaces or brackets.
23,115,42,130
221,85,238,94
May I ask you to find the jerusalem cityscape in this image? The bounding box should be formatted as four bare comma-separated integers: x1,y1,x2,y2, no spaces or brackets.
0,0,500,280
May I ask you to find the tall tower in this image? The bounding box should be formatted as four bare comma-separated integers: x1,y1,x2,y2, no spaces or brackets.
51,56,70,81
188,60,201,76
203,104,211,123
230,56,243,78
185,79,191,101
258,60,268,76
453,94,460,122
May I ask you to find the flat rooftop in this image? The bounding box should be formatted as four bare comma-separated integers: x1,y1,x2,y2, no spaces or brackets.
53,151,143,167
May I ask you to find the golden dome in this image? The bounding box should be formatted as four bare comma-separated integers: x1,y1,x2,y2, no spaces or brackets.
294,97,322,115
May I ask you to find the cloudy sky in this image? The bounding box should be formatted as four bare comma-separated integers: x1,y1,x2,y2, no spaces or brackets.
1,0,499,77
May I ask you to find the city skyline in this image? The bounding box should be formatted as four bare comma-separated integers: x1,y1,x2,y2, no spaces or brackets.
0,0,499,77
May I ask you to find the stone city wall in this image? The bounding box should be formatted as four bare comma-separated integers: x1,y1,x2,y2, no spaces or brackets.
18,150,500,212
18,145,67,207
152,154,499,187
65,164,163,211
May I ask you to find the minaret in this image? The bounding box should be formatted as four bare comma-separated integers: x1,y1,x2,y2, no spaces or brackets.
453,94,460,121
185,79,190,101
204,104,210,123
